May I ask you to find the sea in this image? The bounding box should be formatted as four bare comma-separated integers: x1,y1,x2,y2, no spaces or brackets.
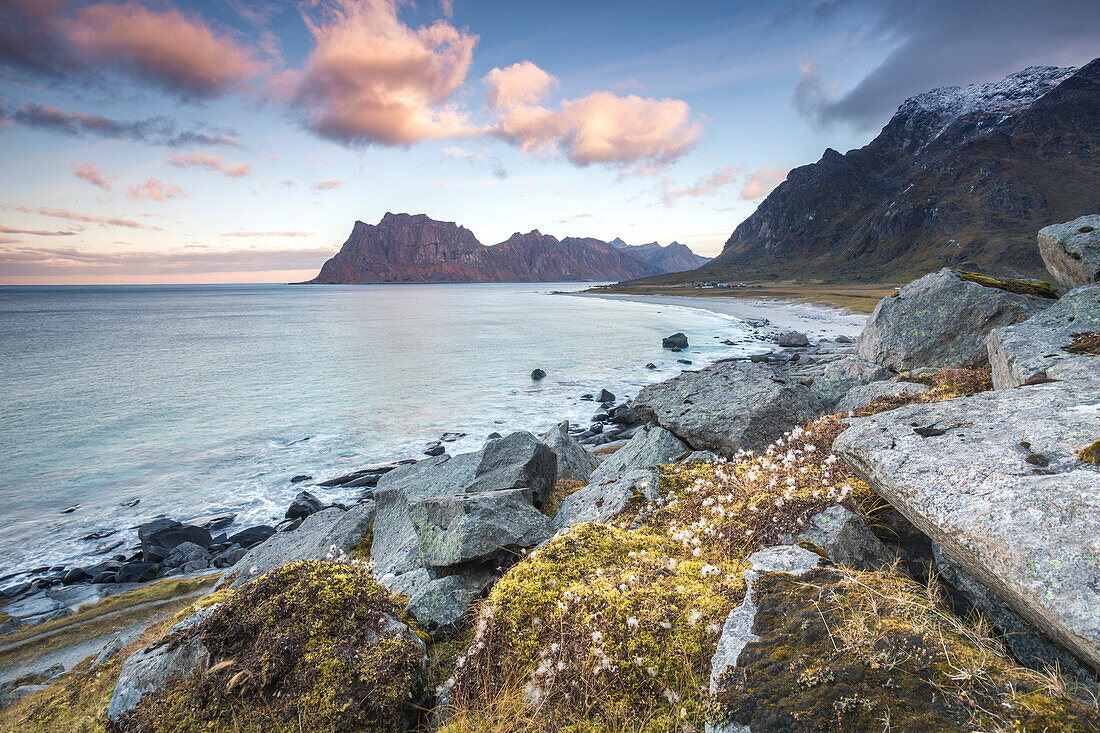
1,282,791,579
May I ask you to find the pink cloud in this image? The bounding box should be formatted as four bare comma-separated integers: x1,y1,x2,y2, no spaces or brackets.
67,1,266,98
72,162,111,190
0,224,77,236
311,178,343,191
740,166,789,199
483,61,558,109
127,178,185,201
661,163,741,205
287,0,479,145
222,231,310,237
6,205,160,229
168,152,252,178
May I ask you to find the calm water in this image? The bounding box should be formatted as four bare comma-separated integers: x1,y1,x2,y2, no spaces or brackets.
0,282,769,577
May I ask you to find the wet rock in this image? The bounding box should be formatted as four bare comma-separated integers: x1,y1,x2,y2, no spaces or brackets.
834,375,1100,671
856,268,1052,371
588,424,689,485
631,361,824,456
227,525,275,549
80,528,117,541
550,468,661,533
409,488,551,568
161,541,210,569
115,562,159,583
1038,214,1100,290
290,474,312,483
138,520,212,564
662,332,688,349
596,388,616,402
645,362,657,369
986,283,1100,389
834,380,930,414
777,330,809,347
531,368,546,380
185,512,236,530
285,491,325,520
539,420,598,482
424,443,446,457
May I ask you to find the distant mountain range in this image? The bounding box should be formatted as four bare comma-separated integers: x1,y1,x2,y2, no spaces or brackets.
303,213,709,283
633,58,1099,285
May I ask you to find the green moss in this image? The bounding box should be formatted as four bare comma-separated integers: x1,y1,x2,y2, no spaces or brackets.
541,479,587,518
1070,252,1083,260
118,561,424,733
1065,332,1100,355
351,519,374,560
954,270,1059,299
1077,440,1100,466
1079,226,1095,233
710,568,1100,732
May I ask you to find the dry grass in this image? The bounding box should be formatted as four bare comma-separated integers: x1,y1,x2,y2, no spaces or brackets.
541,479,586,518
587,282,901,314
852,367,992,417
1065,332,1100,355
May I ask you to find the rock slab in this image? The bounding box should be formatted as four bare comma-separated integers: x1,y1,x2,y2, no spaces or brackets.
587,424,688,485
1038,214,1100,290
539,420,598,482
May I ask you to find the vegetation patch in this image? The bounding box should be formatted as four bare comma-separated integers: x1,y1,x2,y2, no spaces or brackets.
1077,440,1100,466
117,560,425,733
1065,332,1100,355
1079,226,1095,233
711,567,1100,732
856,367,992,417
953,270,1059,299
541,479,586,518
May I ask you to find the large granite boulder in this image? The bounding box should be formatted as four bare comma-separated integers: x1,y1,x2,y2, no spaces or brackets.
465,432,557,505
1038,215,1100,290
587,424,688,485
779,505,892,571
218,502,375,588
856,268,1052,371
550,468,661,533
539,420,597,482
409,488,551,568
834,376,1100,671
986,283,1100,389
630,361,824,456
809,356,892,409
834,380,930,414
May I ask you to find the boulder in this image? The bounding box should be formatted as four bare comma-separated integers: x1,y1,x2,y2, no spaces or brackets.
539,420,598,482
630,361,824,456
587,424,688,485
662,332,688,349
108,615,211,720
161,541,210,569
834,376,1100,671
809,356,892,409
596,389,616,403
1038,214,1100,290
779,505,892,570
986,283,1100,389
409,488,551,568
856,268,1052,371
776,330,809,347
219,502,375,588
530,368,546,380
227,525,275,548
550,468,661,533
707,546,826,733
389,567,497,640
286,491,325,520
834,380,930,414
465,431,557,504
138,520,212,564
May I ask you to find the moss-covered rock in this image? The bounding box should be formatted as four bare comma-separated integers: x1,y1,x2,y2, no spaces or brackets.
953,269,1059,299
711,566,1100,732
115,560,426,733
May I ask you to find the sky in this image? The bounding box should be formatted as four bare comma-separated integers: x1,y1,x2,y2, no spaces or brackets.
0,0,1095,284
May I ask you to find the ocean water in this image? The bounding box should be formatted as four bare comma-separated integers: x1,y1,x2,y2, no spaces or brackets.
0,282,777,578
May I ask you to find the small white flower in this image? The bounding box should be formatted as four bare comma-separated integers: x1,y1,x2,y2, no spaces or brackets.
627,616,640,630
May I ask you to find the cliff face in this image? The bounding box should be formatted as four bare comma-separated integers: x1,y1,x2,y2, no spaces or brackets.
305,214,687,283
636,59,1100,284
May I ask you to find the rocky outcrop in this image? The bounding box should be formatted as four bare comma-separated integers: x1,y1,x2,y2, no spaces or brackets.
856,268,1052,370
539,421,597,481
587,424,688,485
630,361,824,456
304,214,706,283
549,468,661,533
809,356,891,409
834,375,1100,671
986,283,1100,388
1038,214,1100,289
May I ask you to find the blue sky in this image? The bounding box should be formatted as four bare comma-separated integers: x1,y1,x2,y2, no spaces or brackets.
0,0,1095,283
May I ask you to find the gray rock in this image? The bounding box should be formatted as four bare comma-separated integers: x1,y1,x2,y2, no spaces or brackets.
409,488,550,568
162,541,210,569
588,424,689,485
834,380,930,414
1038,214,1100,290
184,512,236,530
856,268,1052,371
777,330,809,347
108,628,210,720
780,505,892,570
678,450,719,464
550,468,661,533
707,546,825,733
809,356,892,409
466,432,557,504
399,568,497,639
986,283,1100,389
219,502,375,588
833,376,1100,672
662,332,688,349
539,420,598,482
630,361,824,456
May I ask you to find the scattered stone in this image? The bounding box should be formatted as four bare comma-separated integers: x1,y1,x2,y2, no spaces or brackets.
645,363,657,369
531,368,546,380
290,474,312,483
121,499,140,508
539,420,598,482
677,358,692,365
856,268,1052,371
588,424,689,485
631,361,824,456
596,388,615,402
285,491,325,520
60,506,78,514
486,431,502,439
138,520,212,563
835,334,855,344
184,512,236,530
662,332,688,349
80,528,117,541
161,542,210,569
550,468,661,533
777,330,809,347
1038,214,1100,290
986,283,1100,389
441,432,466,442
424,443,446,457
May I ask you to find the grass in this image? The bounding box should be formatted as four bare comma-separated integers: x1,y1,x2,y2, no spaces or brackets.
1065,332,1100,356
953,270,1059,299
587,282,901,314
541,479,586,519
851,367,993,417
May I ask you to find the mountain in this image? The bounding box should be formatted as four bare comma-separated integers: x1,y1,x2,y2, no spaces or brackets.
608,238,711,273
304,213,703,283
634,59,1100,285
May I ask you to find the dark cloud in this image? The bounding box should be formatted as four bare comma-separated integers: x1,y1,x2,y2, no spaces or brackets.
0,0,77,79
0,103,239,147
790,0,1098,128
0,245,333,276
0,224,77,236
